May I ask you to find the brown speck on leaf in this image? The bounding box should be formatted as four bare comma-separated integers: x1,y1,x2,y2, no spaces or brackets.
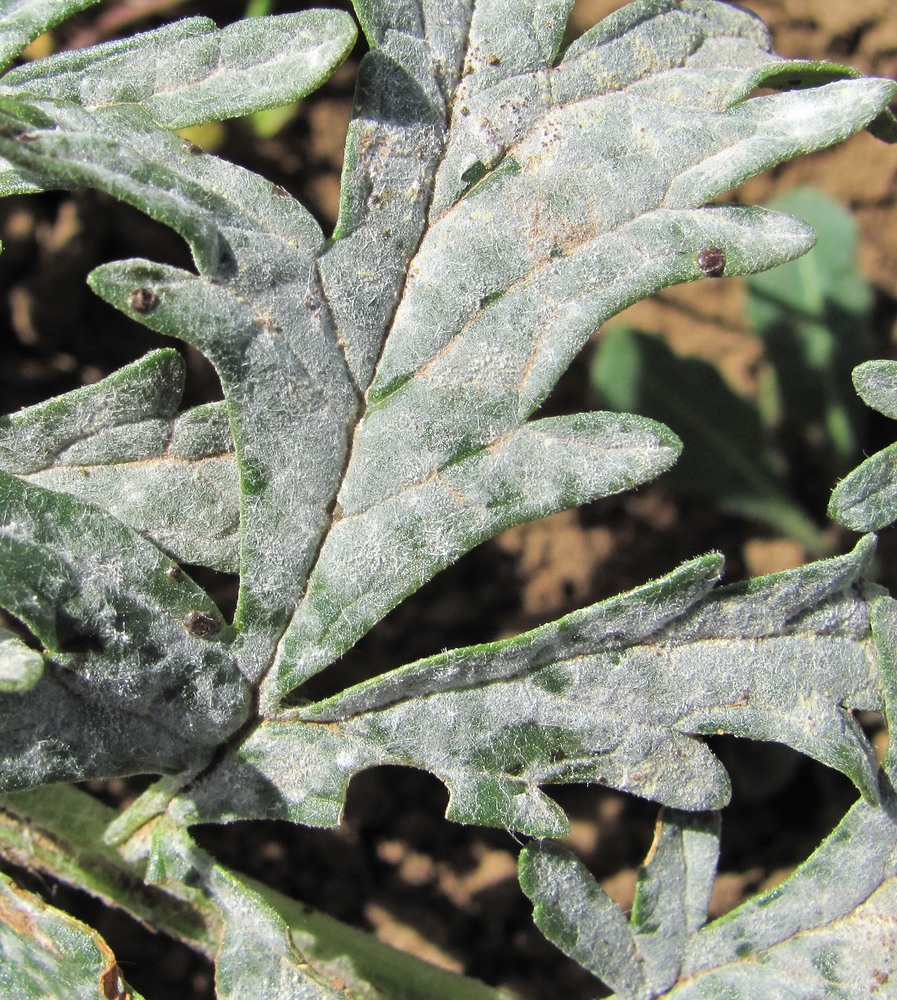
487,54,501,66
17,133,38,143
128,288,157,313
166,565,183,581
273,184,290,197
697,247,726,277
183,611,219,638
181,138,202,155
100,963,129,999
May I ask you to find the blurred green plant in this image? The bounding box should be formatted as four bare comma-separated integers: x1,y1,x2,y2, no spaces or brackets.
591,188,874,555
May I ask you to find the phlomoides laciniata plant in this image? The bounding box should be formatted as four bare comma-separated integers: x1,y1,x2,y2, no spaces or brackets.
0,0,895,997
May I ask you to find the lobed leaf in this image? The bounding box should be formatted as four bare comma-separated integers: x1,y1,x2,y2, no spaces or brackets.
0,869,141,1000
171,540,882,836
829,361,897,531
519,809,720,999
0,350,239,571
0,472,251,790
517,595,897,999
144,818,394,1000
1,1,893,712
0,0,100,73
265,0,897,703
0,94,353,671
2,12,359,130
0,783,512,1000
519,788,897,999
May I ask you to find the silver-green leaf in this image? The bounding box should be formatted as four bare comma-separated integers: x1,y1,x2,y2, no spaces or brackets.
0,868,142,1000
829,361,897,531
171,540,881,836
0,350,239,572
0,472,251,790
2,12,358,130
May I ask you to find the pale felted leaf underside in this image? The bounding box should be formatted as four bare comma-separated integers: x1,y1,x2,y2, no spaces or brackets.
519,595,897,999
171,541,882,837
0,0,100,74
829,361,897,532
0,0,893,814
0,350,239,572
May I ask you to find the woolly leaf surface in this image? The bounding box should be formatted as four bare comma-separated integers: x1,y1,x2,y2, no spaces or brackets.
0,350,239,572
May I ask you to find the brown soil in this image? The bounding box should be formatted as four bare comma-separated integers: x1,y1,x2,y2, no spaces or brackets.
1,2,896,998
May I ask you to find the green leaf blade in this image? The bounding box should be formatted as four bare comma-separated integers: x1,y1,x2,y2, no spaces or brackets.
265,411,682,701
0,351,240,572
829,362,897,532
3,12,359,129
519,840,647,999
0,472,251,790
670,792,897,999
178,542,881,834
0,870,143,1000
271,0,897,703
591,326,824,550
0,0,100,73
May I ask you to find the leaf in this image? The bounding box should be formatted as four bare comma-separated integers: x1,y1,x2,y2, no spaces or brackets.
854,360,897,420
144,818,371,1000
0,350,239,572
0,1,892,710
0,627,43,693
0,869,142,1000
2,11,359,129
519,809,720,999
0,9,357,195
590,326,824,551
0,0,100,74
170,539,881,836
519,790,897,999
0,782,512,1000
829,361,897,531
0,96,351,663
0,472,251,790
516,594,897,999
264,0,897,703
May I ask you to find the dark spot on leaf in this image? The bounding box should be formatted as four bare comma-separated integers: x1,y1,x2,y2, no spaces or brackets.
166,565,183,581
100,964,127,999
697,247,726,277
183,611,219,638
128,288,158,313
479,290,504,309
16,133,38,143
180,138,202,155
487,54,501,66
